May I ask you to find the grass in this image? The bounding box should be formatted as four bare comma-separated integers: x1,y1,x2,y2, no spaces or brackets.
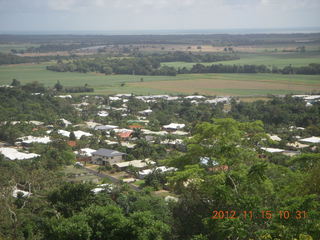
62,165,100,182
0,62,319,96
161,52,320,69
133,180,145,187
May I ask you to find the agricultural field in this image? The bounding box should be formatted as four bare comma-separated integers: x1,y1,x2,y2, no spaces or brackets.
134,43,320,53
129,73,320,96
162,52,320,69
0,62,319,96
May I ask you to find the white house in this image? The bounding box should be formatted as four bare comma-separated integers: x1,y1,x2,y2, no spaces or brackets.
163,123,185,131
0,147,40,160
18,136,51,145
299,136,320,144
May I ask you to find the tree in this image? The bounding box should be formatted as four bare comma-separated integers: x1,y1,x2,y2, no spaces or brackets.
54,80,63,91
45,215,92,240
69,131,76,141
48,182,95,217
11,79,21,87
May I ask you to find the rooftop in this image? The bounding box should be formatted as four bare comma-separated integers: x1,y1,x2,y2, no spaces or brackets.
92,148,125,157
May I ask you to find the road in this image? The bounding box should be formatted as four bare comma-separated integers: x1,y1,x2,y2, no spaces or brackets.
84,167,141,192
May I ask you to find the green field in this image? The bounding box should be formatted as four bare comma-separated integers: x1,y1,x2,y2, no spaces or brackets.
0,62,319,96
162,52,320,69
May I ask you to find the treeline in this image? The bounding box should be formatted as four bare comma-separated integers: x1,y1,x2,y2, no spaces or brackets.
46,52,238,76
64,86,94,93
183,63,320,75
149,51,239,63
1,33,320,45
0,53,70,65
47,56,320,75
12,43,92,54
46,56,178,76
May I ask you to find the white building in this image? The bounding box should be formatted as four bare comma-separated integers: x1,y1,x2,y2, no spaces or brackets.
299,136,320,144
0,147,40,160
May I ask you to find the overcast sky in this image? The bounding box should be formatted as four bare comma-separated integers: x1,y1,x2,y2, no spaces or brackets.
0,0,319,33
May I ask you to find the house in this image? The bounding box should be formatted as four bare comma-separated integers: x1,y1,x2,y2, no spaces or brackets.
268,134,282,142
57,95,72,99
91,183,114,194
138,166,177,179
67,141,77,147
205,97,230,104
97,111,109,117
77,148,97,163
117,131,133,139
91,148,125,165
74,130,92,139
163,123,185,131
18,136,51,145
142,129,168,136
286,142,309,149
120,142,136,148
85,121,102,129
0,147,40,160
299,136,320,144
79,148,97,157
160,139,183,146
105,140,118,145
128,124,144,129
115,93,132,98
114,159,155,171
57,130,92,139
138,109,153,115
59,118,72,127
261,147,300,157
12,187,32,198
109,96,121,101
95,125,118,131
261,147,286,153
185,95,205,99
172,130,188,136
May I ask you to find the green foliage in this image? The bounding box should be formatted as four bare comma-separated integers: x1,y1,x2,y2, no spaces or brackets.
45,215,92,240
48,182,95,217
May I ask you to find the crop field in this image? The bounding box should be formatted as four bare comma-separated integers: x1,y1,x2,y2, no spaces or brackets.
162,52,320,69
129,73,320,96
136,43,320,53
0,62,319,96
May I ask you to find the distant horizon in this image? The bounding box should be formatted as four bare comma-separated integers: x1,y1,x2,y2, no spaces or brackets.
1,26,320,36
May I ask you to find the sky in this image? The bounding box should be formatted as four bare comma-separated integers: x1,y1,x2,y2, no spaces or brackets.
0,0,320,33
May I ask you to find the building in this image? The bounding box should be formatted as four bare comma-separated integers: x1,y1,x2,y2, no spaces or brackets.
91,148,125,165
299,136,320,144
163,123,185,131
0,147,40,160
114,159,155,171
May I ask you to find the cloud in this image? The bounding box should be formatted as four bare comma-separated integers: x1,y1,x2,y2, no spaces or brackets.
47,0,79,10
0,0,319,31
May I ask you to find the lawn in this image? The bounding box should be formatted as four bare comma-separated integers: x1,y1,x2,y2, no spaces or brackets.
62,165,100,182
0,62,319,96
